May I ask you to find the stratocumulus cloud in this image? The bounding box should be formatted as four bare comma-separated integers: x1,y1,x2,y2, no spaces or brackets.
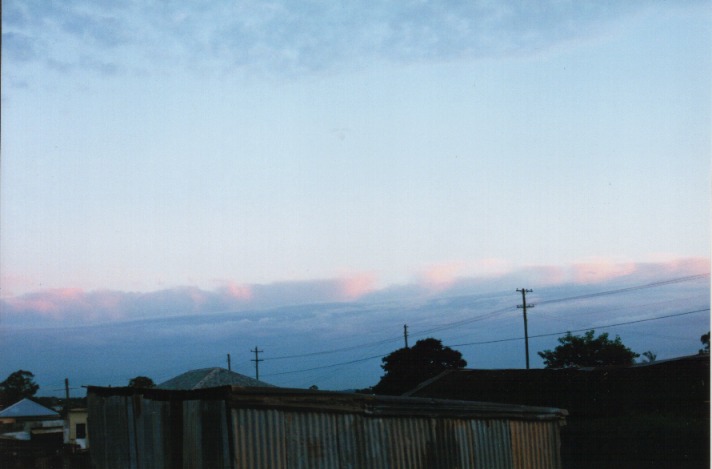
0,273,379,325
418,262,466,292
337,273,377,300
1,259,708,393
1,258,708,326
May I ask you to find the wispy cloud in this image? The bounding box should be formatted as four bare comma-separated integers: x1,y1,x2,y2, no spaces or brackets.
2,0,677,81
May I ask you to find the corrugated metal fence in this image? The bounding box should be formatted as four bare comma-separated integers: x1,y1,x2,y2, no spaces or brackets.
88,386,566,469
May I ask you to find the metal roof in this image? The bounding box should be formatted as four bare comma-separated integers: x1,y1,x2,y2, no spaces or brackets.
404,355,709,419
0,398,60,419
157,367,275,390
88,385,566,421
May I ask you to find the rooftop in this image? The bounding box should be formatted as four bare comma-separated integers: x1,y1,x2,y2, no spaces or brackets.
0,398,60,419
157,367,275,390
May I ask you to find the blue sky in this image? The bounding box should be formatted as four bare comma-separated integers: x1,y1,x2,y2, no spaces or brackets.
1,1,710,394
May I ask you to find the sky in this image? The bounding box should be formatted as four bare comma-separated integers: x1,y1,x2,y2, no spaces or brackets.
1,1,710,395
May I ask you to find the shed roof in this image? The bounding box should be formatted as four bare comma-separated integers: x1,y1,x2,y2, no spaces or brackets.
404,354,709,416
157,367,274,390
0,398,60,419
88,385,567,421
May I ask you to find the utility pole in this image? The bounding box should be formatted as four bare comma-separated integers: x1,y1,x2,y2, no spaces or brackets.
403,324,409,349
251,346,263,381
227,353,232,371
517,288,534,369
64,378,70,412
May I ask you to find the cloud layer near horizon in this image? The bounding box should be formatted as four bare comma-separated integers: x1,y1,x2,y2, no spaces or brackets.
1,257,708,393
2,258,707,326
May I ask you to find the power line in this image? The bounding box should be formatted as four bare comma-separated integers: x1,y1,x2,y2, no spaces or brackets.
450,307,710,348
263,307,708,379
262,273,709,363
264,353,385,377
411,307,511,337
410,273,709,340
536,273,709,306
264,335,403,361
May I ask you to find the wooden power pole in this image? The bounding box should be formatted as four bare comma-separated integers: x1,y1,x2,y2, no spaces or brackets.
517,288,534,369
251,346,263,380
64,378,70,412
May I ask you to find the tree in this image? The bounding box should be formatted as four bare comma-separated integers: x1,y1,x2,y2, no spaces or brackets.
699,331,709,355
640,351,657,363
128,376,155,388
371,338,467,395
0,370,39,406
538,330,639,369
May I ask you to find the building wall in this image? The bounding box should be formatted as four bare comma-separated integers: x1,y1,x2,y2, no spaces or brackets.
88,388,564,469
65,409,89,448
231,408,560,469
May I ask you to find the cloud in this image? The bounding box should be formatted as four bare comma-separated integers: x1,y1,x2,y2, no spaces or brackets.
218,282,253,301
538,257,709,287
2,257,707,327
1,288,131,323
418,262,466,292
337,273,377,300
570,259,639,284
1,257,708,393
0,274,377,325
2,0,674,80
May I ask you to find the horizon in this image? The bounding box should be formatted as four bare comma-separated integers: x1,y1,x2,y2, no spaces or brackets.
2,263,709,397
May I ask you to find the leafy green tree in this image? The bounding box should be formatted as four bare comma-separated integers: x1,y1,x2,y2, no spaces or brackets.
371,338,467,395
640,351,657,363
538,330,639,369
128,376,155,388
699,331,709,355
0,370,39,406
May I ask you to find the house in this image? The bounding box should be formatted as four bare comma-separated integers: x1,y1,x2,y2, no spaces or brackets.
0,398,62,432
0,398,64,466
405,354,709,415
87,385,567,468
64,408,89,450
405,354,709,467
157,367,275,390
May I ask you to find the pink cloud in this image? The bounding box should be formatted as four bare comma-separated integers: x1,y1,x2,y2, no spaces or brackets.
0,274,42,298
524,257,710,287
337,273,377,300
570,259,638,284
1,257,707,325
419,262,465,292
2,288,99,320
220,282,253,301
417,259,513,292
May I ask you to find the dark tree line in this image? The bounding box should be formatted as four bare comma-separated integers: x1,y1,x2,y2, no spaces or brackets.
368,338,467,395
538,330,639,368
